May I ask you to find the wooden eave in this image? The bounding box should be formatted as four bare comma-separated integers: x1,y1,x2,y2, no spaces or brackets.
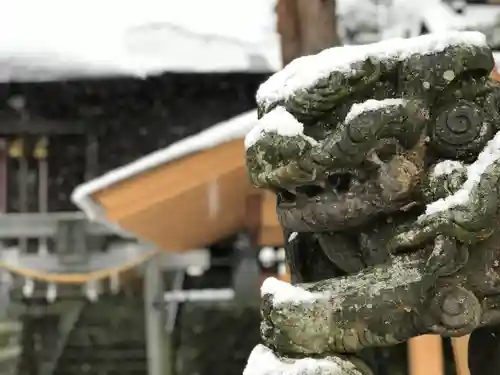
93,139,255,252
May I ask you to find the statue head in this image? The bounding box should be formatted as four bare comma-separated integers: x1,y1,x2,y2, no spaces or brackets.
245,31,500,281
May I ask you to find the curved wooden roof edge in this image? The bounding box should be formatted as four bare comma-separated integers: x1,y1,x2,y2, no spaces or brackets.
71,110,258,227
0,249,159,285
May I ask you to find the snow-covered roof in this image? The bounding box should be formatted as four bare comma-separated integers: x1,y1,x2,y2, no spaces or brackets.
460,4,500,31
71,110,258,226
0,0,280,82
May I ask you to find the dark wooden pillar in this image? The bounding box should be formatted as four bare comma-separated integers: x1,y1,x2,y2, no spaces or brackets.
295,0,340,56
276,0,340,66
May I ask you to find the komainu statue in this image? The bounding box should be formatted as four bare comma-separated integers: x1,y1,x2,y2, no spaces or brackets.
243,31,500,375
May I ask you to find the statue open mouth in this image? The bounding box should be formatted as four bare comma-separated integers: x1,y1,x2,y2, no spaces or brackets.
276,162,420,233
243,31,500,375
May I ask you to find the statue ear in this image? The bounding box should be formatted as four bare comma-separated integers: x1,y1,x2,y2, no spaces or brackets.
428,100,493,159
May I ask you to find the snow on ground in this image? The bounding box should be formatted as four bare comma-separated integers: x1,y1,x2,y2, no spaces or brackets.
71,110,258,226
0,0,280,81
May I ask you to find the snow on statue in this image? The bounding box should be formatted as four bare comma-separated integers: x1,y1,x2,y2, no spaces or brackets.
243,31,500,375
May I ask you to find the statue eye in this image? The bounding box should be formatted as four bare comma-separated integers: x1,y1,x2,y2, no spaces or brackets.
296,185,324,197
327,173,352,192
277,190,296,203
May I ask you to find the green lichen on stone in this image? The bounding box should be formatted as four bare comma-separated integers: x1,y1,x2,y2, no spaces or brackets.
244,32,500,375
260,254,437,356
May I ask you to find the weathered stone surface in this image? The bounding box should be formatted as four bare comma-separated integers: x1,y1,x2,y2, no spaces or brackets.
244,32,500,375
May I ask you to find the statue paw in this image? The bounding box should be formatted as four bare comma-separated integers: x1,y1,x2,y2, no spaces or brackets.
260,279,332,356
389,156,500,255
427,286,482,337
388,212,470,253
243,344,374,375
425,235,469,276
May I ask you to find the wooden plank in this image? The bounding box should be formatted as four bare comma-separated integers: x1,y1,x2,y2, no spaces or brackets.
408,335,444,375
34,137,49,255
257,191,283,246
491,68,500,82
0,248,158,284
276,0,302,66
245,193,263,243
277,0,339,66
295,0,340,56
93,140,252,252
9,138,29,253
452,336,471,375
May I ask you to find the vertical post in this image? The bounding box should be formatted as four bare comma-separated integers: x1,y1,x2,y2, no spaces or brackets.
56,220,88,265
0,139,8,214
9,138,28,253
452,336,471,375
276,0,340,66
408,335,444,375
244,193,265,294
276,0,302,66
144,256,166,375
34,137,49,255
295,0,340,56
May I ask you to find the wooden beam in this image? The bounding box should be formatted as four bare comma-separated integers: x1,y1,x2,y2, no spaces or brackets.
491,67,500,82
452,336,471,375
408,335,444,375
276,0,302,66
0,115,88,135
276,0,340,66
295,0,340,56
256,191,283,246
245,192,263,244
93,140,251,252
